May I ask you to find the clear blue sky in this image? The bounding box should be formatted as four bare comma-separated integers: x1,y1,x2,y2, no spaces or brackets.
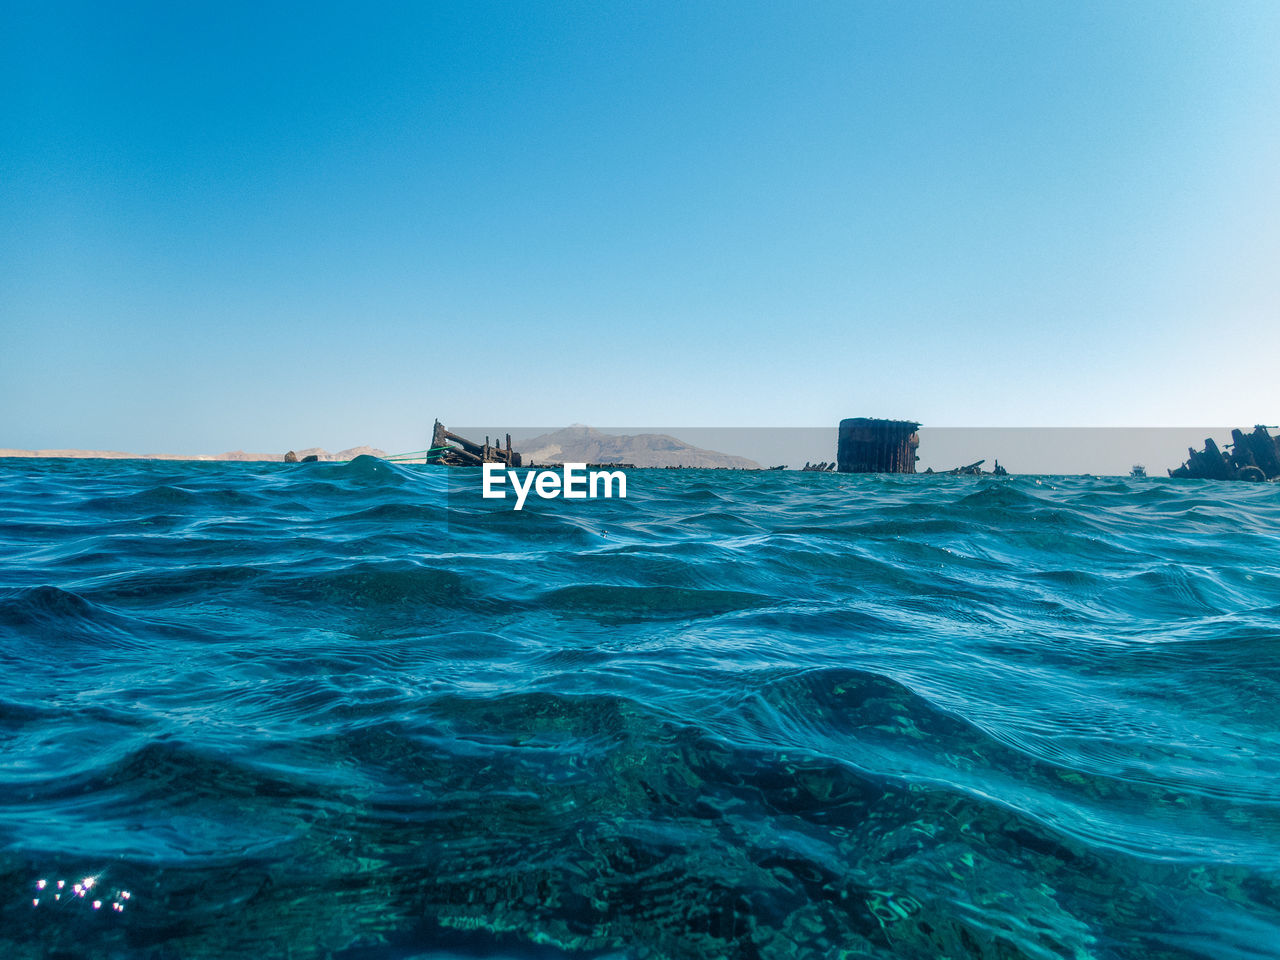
3,1,1278,454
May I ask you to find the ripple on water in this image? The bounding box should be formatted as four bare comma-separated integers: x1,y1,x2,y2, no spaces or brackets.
1,460,1279,959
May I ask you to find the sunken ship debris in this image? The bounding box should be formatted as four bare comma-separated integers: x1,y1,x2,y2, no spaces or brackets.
834,418,1007,475
1169,425,1280,481
427,420,521,467
837,418,921,474
923,459,1008,477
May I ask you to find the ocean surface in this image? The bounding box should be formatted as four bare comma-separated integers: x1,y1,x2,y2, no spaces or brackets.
2,457,1280,960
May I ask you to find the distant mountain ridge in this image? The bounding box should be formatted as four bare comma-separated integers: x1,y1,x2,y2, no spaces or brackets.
517,425,759,469
0,445,388,462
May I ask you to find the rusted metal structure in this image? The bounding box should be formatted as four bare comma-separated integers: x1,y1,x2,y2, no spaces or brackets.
837,418,920,474
1169,425,1279,481
427,420,522,467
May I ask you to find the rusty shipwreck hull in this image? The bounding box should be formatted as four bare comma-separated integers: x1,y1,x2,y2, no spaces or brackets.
428,420,522,467
837,418,920,474
1169,425,1280,481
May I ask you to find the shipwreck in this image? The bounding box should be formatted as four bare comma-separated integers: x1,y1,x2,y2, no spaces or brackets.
1169,425,1280,481
837,418,921,474
427,420,522,467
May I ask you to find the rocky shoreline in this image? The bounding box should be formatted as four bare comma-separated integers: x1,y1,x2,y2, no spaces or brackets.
0,445,387,462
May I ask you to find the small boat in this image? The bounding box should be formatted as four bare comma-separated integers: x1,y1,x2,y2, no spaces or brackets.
1130,464,1147,479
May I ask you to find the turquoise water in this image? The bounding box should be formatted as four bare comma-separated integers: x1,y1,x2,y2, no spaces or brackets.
2,457,1280,959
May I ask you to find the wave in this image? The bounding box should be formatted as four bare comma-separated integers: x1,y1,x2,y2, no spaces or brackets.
2,460,1280,958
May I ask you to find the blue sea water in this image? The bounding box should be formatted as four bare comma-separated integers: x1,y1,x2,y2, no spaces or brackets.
2,456,1280,960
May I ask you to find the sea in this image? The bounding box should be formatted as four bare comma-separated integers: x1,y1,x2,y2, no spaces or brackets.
2,456,1279,960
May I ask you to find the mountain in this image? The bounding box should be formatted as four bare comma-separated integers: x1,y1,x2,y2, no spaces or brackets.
517,425,760,469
